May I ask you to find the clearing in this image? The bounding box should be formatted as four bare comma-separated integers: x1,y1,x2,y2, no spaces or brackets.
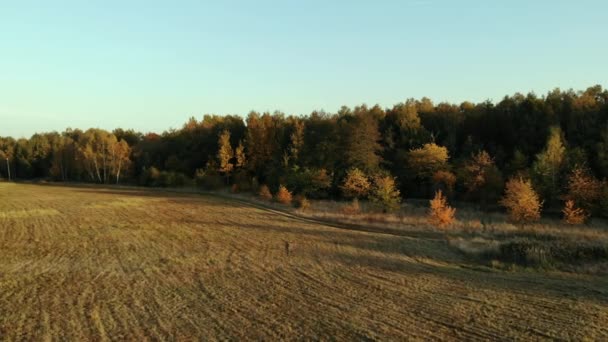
0,183,606,340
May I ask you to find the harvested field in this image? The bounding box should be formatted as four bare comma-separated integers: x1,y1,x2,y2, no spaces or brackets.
0,183,606,340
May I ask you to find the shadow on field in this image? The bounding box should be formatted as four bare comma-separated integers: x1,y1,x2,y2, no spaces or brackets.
324,249,608,304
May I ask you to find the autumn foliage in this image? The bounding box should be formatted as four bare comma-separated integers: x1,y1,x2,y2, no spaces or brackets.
369,175,401,212
275,185,293,205
562,200,587,225
428,190,456,228
500,177,542,224
563,167,601,214
258,185,273,201
340,168,371,199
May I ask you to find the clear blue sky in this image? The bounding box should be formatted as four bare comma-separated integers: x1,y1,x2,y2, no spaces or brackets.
1,0,607,138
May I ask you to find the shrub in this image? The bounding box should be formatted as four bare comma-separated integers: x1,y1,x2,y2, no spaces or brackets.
275,185,293,205
233,170,253,193
562,200,587,225
500,177,542,224
340,168,371,199
428,190,456,228
341,198,361,215
139,166,161,186
495,238,608,268
195,169,223,190
369,175,401,212
258,185,273,201
293,194,311,210
161,171,191,187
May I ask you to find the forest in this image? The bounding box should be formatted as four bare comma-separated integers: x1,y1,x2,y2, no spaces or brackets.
2,85,608,220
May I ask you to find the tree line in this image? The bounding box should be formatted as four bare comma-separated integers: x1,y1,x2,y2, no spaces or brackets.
1,85,608,219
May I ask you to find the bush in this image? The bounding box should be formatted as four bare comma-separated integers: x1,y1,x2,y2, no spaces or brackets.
163,171,190,187
293,194,311,210
500,177,542,224
275,185,293,205
195,169,223,190
233,170,253,193
341,198,361,215
340,168,371,199
428,190,456,228
495,238,608,268
562,200,587,225
139,166,161,186
258,185,273,201
369,175,401,212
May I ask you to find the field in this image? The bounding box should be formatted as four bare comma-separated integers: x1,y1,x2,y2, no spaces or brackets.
0,183,607,340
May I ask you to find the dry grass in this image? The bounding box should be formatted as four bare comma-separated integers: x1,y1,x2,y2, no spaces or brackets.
0,183,607,340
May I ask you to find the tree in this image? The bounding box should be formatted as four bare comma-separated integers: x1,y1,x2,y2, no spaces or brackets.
428,190,456,228
463,150,494,193
342,107,382,172
110,139,131,184
340,168,371,199
532,126,565,202
432,170,456,196
217,129,234,184
562,200,587,225
563,166,601,214
369,175,401,212
275,185,293,205
288,119,305,167
235,140,246,169
407,143,449,180
500,177,542,224
461,150,504,206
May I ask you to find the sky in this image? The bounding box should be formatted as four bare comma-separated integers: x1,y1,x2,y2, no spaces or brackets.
1,0,607,138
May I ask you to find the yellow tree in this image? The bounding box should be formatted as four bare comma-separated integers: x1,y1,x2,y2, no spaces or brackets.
340,168,371,199
408,143,449,180
532,126,565,202
235,140,246,169
500,177,542,224
110,139,131,184
217,129,234,184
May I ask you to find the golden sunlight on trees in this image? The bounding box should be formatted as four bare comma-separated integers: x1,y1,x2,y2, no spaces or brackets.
408,143,449,181
461,150,503,205
275,185,293,205
564,166,601,215
369,175,401,212
533,126,565,201
562,200,587,225
428,190,456,228
217,130,234,184
340,168,371,199
500,177,542,224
